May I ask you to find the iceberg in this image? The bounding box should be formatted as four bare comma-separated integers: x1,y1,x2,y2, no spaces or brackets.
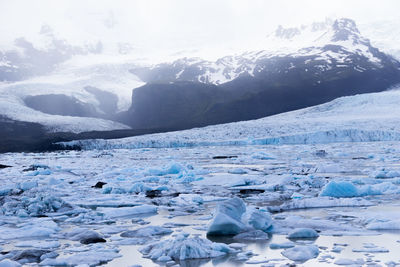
287,228,319,239
207,197,247,235
319,181,359,198
139,233,235,261
281,245,319,262
207,197,273,235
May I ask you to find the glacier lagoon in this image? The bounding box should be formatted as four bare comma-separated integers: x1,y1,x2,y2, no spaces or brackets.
1,140,400,266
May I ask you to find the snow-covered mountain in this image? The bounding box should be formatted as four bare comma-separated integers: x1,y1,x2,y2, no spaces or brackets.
130,18,395,85
121,18,400,131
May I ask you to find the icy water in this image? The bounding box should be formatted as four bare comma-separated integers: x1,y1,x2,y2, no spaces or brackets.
108,205,400,267
1,142,400,266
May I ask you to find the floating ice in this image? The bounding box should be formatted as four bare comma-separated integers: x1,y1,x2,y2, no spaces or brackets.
270,196,373,212
128,183,152,194
334,258,365,265
0,259,22,267
207,197,247,235
39,246,120,266
319,181,359,198
139,233,235,261
0,219,59,239
233,230,269,240
281,245,319,262
15,240,60,249
366,220,400,230
352,243,389,253
287,228,319,239
120,226,172,238
207,198,273,235
269,242,295,249
244,208,273,232
65,228,106,244
98,205,157,218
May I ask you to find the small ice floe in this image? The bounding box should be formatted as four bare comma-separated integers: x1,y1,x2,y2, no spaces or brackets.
228,168,248,174
372,168,400,179
98,205,157,218
139,233,235,261
270,196,372,212
366,220,400,230
14,240,60,250
287,228,319,239
0,219,59,240
320,181,359,198
65,228,106,244
120,226,172,238
352,243,389,253
334,258,365,265
0,259,21,267
233,230,269,241
39,245,120,266
281,245,319,262
236,250,255,261
269,242,295,249
207,197,272,236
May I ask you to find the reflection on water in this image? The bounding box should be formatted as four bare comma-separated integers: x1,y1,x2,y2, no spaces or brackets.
106,203,400,267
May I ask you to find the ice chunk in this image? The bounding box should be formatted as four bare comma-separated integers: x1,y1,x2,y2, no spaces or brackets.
352,243,389,253
66,228,106,244
15,240,60,249
334,258,365,265
18,181,38,191
207,197,247,235
233,230,269,240
120,226,172,238
207,198,274,235
228,168,248,174
287,228,319,239
147,162,185,176
319,181,359,198
270,197,373,211
128,183,152,194
281,245,319,262
0,219,59,239
244,208,273,232
139,233,234,260
98,205,157,218
269,242,295,249
366,220,400,230
0,259,22,267
39,247,120,266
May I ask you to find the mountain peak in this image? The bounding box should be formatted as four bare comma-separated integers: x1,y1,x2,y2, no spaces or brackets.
331,18,361,42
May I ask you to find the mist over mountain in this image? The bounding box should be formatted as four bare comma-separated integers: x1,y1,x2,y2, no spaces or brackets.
0,10,399,151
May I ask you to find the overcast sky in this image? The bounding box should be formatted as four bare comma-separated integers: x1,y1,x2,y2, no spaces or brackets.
1,0,399,60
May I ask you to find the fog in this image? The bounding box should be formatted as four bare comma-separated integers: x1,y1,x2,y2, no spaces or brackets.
1,0,399,61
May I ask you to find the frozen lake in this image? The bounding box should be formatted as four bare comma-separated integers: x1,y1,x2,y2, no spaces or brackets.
1,141,400,266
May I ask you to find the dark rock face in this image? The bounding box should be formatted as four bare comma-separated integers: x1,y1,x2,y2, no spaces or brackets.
24,94,98,117
118,81,223,129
